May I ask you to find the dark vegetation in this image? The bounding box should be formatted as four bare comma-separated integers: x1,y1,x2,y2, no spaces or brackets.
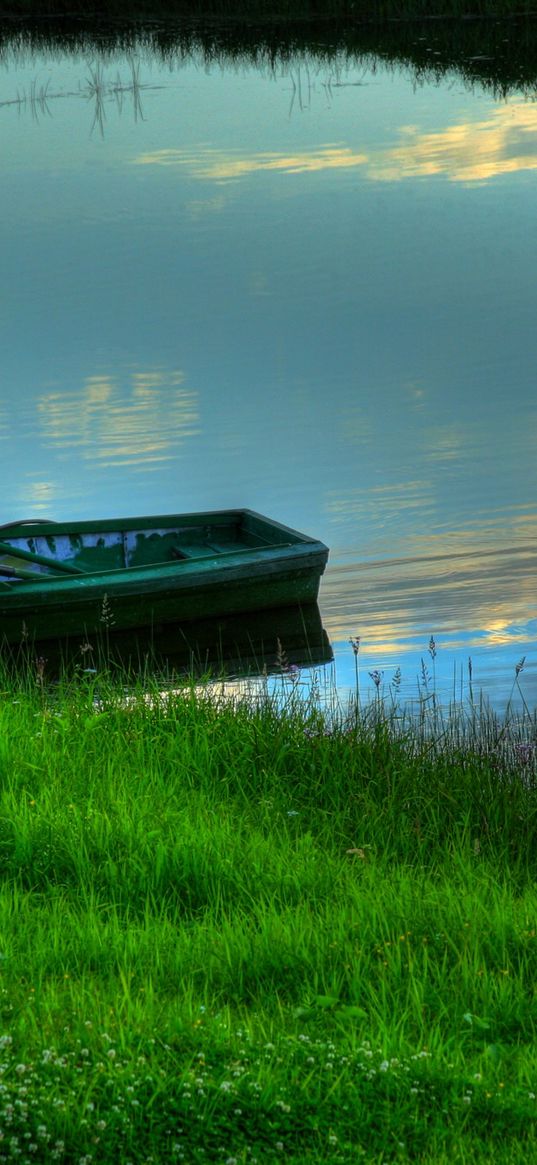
2,0,537,21
2,6,537,100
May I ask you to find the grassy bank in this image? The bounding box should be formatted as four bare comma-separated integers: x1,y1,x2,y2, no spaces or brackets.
0,658,536,1162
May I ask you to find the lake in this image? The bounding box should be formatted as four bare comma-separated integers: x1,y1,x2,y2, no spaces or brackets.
1,27,536,710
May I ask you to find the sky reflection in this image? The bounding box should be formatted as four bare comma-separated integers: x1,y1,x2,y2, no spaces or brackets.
134,101,537,185
35,370,199,469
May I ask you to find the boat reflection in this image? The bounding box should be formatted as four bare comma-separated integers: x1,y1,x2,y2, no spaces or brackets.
2,602,332,681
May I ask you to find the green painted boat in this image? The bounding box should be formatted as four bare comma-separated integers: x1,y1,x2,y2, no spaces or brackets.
0,509,329,645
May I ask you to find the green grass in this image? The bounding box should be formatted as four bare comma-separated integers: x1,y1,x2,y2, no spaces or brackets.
0,657,536,1163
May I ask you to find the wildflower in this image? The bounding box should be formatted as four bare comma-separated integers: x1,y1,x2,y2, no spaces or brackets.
275,638,289,672
349,637,360,656
516,656,526,677
369,670,382,688
428,636,437,659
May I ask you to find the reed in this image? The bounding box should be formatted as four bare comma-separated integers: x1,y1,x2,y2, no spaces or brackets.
0,650,535,1163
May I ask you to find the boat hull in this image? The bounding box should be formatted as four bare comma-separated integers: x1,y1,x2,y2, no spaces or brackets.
0,510,329,645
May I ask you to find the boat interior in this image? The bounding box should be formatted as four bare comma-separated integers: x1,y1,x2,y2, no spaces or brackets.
0,512,304,581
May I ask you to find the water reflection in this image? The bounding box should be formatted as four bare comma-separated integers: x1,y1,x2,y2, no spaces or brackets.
134,102,537,185
0,56,152,133
35,370,199,470
322,543,537,709
133,145,370,178
1,39,537,711
370,103,537,183
5,602,332,681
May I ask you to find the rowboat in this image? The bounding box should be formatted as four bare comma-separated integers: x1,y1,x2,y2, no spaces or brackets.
0,510,329,645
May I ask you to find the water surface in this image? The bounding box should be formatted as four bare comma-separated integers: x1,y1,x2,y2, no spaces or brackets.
1,39,537,708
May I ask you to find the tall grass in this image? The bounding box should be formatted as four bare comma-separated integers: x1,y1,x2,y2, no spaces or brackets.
0,652,536,1162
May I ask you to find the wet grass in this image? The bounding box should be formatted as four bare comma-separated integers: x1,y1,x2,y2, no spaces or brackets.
0,654,536,1162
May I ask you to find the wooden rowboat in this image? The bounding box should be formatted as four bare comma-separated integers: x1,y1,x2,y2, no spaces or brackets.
0,510,329,645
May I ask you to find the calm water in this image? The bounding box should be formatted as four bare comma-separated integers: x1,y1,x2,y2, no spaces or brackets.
1,39,537,708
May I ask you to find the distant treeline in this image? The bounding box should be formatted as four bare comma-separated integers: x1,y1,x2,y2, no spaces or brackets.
1,0,537,22
1,3,537,99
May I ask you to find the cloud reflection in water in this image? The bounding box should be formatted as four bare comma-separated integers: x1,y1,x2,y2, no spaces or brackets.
36,369,199,471
134,101,537,186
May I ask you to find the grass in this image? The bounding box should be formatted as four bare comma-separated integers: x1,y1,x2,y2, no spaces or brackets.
0,648,536,1162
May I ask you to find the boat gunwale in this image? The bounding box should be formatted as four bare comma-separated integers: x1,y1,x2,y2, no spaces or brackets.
0,508,325,546
0,542,329,593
